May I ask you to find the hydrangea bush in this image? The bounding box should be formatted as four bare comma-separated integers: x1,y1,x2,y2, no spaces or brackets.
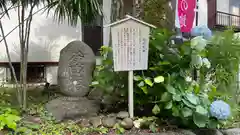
92,28,233,129
191,25,212,40
210,100,231,120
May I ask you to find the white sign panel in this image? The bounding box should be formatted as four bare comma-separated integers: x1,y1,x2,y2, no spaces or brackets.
111,20,150,71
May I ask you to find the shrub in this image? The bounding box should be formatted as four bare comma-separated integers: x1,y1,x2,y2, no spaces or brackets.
91,28,233,128
0,91,21,131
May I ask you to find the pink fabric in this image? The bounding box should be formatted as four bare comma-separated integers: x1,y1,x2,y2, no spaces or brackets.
178,0,196,32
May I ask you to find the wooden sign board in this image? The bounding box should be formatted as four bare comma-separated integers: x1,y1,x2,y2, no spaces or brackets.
108,15,155,71
105,15,155,118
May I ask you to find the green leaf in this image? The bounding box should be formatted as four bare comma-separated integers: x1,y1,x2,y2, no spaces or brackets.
165,101,172,109
182,99,196,108
181,107,193,117
134,75,143,81
161,92,172,102
154,76,164,83
137,81,145,87
158,61,170,65
91,81,99,86
196,106,208,115
140,86,148,94
191,54,203,68
152,104,161,115
173,94,182,101
144,78,154,87
193,112,208,128
166,85,176,94
149,122,158,133
185,93,198,105
208,119,219,128
24,122,40,129
172,106,180,117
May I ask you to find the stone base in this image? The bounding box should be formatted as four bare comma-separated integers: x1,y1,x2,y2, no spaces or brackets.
45,97,100,122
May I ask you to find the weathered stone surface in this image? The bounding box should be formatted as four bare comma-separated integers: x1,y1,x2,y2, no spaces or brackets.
120,118,133,129
58,40,95,97
102,116,117,128
79,118,91,127
108,113,117,118
117,111,129,119
87,88,103,101
126,129,196,135
45,97,99,122
177,129,197,135
89,116,102,127
22,115,42,124
222,128,240,135
126,131,196,135
194,129,223,135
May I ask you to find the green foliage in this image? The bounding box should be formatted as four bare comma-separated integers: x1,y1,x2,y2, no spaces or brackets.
143,0,174,29
206,30,240,102
91,46,128,102
92,28,238,128
0,91,21,131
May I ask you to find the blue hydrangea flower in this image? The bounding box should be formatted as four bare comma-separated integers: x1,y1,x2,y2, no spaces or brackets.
190,25,212,40
210,100,231,120
191,26,201,37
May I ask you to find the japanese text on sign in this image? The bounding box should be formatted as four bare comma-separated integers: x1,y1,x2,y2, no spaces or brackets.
111,21,150,71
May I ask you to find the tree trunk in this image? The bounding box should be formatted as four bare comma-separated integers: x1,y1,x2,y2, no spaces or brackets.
18,2,25,109
17,1,36,110
22,3,34,110
133,0,144,18
111,0,124,21
0,20,21,105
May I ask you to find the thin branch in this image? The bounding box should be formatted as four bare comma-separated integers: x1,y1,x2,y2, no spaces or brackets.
0,5,48,43
0,4,15,19
0,20,21,104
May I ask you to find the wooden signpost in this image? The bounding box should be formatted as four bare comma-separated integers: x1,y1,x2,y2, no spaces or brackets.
105,15,156,118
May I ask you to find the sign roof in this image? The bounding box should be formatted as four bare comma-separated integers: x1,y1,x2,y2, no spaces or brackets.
104,15,156,28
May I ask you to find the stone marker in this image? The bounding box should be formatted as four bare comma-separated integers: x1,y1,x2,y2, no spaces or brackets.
46,97,99,122
58,40,95,97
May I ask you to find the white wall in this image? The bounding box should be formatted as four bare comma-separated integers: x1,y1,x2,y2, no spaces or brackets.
0,67,7,84
46,66,58,84
217,0,230,13
0,4,82,85
198,0,208,26
216,0,240,26
0,5,82,63
103,0,112,46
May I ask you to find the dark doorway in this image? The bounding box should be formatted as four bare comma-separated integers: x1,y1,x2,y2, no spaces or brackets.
10,63,45,83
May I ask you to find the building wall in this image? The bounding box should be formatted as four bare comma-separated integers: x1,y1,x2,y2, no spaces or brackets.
217,0,230,13
0,5,82,63
46,66,58,84
216,0,240,27
217,0,240,15
0,4,82,85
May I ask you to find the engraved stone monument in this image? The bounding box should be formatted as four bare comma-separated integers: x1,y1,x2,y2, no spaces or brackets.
46,40,99,122
58,40,95,97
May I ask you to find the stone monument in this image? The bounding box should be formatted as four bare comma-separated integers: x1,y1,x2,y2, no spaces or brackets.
46,40,99,122
57,40,95,97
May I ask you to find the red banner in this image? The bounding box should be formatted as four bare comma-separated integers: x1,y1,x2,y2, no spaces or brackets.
178,0,196,32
